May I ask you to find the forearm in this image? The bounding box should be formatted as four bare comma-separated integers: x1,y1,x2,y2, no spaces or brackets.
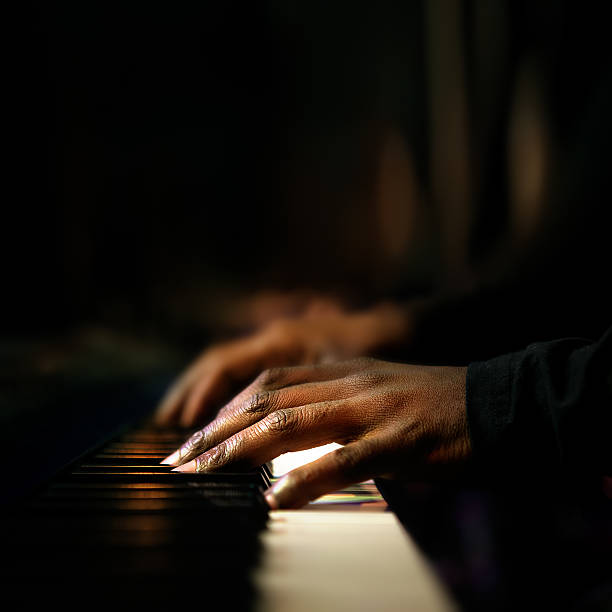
466,326,612,480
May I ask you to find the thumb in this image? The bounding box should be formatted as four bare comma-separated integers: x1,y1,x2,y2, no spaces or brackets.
264,441,376,509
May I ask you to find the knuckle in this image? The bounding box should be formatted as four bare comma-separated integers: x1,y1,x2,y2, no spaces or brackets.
185,429,205,451
244,390,274,415
196,441,230,471
263,408,299,434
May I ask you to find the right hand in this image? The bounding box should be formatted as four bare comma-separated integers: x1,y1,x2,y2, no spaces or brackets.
163,357,470,509
155,302,409,427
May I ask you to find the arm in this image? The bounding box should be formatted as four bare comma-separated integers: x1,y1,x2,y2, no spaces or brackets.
161,326,611,508
467,325,612,480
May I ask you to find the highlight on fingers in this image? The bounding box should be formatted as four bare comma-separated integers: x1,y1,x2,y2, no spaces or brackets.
262,440,378,509
170,399,351,473
161,363,365,466
161,429,207,466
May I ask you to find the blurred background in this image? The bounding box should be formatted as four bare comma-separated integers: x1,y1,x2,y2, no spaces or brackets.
4,0,612,346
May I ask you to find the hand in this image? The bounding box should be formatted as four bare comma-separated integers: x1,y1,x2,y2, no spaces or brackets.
161,358,470,509
155,302,409,427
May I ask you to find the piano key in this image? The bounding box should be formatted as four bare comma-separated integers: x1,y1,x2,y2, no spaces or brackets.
77,464,176,471
0,418,270,606
103,444,179,452
42,486,261,500
66,469,270,487
29,496,264,513
48,480,258,490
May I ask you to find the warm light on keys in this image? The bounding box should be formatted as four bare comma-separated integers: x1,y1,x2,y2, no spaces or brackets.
269,443,342,477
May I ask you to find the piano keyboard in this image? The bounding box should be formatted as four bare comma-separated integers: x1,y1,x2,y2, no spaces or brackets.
1,422,271,606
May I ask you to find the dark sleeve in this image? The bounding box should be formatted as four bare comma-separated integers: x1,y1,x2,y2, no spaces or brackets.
466,326,612,480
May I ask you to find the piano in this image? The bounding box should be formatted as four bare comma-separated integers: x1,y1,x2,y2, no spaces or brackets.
2,336,609,611
0,347,456,611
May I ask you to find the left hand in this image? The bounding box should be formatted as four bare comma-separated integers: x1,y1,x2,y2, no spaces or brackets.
154,301,409,428
162,358,470,509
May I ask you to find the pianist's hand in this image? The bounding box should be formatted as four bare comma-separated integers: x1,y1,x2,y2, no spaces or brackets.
162,358,470,509
155,302,409,427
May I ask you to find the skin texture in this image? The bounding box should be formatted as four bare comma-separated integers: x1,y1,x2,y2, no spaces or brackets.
162,358,470,509
155,302,411,428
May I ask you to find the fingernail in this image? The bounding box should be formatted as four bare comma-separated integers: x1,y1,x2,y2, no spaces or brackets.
160,450,181,465
263,475,290,509
171,459,197,472
264,490,279,510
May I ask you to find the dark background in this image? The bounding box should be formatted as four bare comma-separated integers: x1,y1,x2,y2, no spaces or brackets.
4,1,611,331
5,0,612,346
5,1,426,341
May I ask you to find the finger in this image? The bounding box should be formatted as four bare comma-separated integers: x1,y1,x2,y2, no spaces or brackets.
172,400,353,473
167,335,284,427
156,337,372,427
162,377,358,466
162,358,379,465
155,334,265,426
154,362,207,425
180,366,232,428
263,439,381,509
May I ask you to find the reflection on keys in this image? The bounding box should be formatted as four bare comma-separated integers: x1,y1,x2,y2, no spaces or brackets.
0,423,269,606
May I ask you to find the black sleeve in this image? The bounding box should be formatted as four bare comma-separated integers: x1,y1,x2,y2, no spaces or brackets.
466,326,612,481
